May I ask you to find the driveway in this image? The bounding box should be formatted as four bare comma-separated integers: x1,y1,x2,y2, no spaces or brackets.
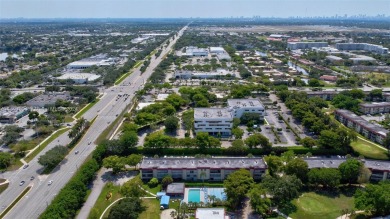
161,209,175,219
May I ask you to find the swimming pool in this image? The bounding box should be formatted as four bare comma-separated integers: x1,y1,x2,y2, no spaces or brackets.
188,189,201,203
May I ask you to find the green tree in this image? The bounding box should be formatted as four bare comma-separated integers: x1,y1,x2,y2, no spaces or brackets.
300,137,316,148
249,184,271,216
165,93,187,110
107,198,145,219
285,158,309,182
162,175,173,189
308,168,341,188
103,155,126,174
119,131,138,150
354,181,390,216
244,133,271,149
144,131,173,149
126,154,142,169
120,176,145,198
232,127,244,139
228,140,248,154
164,116,179,133
0,152,13,169
148,178,159,188
261,175,303,205
28,111,40,121
264,155,283,177
223,169,254,208
338,159,362,184
38,145,68,170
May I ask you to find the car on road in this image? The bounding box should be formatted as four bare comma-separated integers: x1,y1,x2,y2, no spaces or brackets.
30,176,35,180
75,150,79,154
23,164,29,169
67,124,71,126
19,181,25,186
48,180,53,185
88,142,91,145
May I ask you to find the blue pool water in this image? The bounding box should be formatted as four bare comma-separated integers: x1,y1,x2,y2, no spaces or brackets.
188,189,201,203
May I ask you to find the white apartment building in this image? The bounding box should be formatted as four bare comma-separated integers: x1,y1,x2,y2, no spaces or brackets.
194,99,265,136
184,46,209,56
174,69,234,79
336,43,389,54
209,47,226,54
287,42,328,50
194,108,233,136
359,102,390,115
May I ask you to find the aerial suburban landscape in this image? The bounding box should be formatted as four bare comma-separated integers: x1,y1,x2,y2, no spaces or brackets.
0,0,390,219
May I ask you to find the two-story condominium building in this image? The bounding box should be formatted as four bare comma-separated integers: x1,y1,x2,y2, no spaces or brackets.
194,108,233,136
334,109,389,144
304,157,390,181
140,157,267,181
359,102,390,115
306,91,339,101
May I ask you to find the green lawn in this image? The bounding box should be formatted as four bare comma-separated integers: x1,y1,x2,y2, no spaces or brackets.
138,198,160,219
350,138,389,160
25,128,71,162
88,182,122,219
284,191,355,219
75,100,100,119
142,184,162,195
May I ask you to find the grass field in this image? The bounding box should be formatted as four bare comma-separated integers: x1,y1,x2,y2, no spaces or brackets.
138,198,160,219
88,182,122,219
142,184,162,195
25,128,70,162
350,138,389,160
284,191,355,219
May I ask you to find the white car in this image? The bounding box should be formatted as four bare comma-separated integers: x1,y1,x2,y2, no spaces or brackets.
48,180,53,185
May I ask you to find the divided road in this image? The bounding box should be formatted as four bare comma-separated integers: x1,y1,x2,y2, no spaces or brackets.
0,25,187,219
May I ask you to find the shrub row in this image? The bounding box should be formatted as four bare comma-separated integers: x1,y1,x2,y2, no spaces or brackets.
40,159,100,219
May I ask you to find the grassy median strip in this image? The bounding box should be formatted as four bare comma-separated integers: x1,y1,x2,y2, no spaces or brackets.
114,72,132,85
25,128,71,163
75,99,100,119
0,186,31,218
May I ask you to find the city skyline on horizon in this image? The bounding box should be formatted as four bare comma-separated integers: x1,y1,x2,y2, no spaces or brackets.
1,0,389,19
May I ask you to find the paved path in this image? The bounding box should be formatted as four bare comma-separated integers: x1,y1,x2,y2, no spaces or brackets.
161,209,175,219
336,210,364,219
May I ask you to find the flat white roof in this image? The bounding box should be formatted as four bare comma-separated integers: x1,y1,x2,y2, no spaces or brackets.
195,208,227,219
227,99,264,108
194,108,233,119
136,102,155,110
156,94,169,101
57,73,101,81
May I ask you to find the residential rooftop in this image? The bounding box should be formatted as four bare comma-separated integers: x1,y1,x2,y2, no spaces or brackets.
304,157,390,171
360,102,390,108
139,157,267,170
166,183,185,195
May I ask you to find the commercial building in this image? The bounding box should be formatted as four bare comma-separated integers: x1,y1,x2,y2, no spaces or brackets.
334,109,389,144
25,92,72,108
216,53,231,61
304,157,390,181
227,99,265,119
336,43,389,54
174,69,235,80
194,99,265,136
326,55,343,62
195,208,228,219
0,107,30,123
184,46,209,56
287,42,328,50
359,102,390,115
56,73,101,84
209,47,226,54
67,55,116,69
194,108,233,136
140,157,267,181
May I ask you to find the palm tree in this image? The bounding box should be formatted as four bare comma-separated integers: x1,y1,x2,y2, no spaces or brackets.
170,210,176,219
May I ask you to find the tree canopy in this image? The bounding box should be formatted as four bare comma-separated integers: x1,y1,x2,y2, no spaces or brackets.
223,169,254,208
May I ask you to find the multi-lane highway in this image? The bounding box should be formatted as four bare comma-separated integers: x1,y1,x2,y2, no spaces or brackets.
0,25,187,219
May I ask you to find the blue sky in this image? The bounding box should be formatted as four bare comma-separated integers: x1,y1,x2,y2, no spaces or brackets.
0,0,389,18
